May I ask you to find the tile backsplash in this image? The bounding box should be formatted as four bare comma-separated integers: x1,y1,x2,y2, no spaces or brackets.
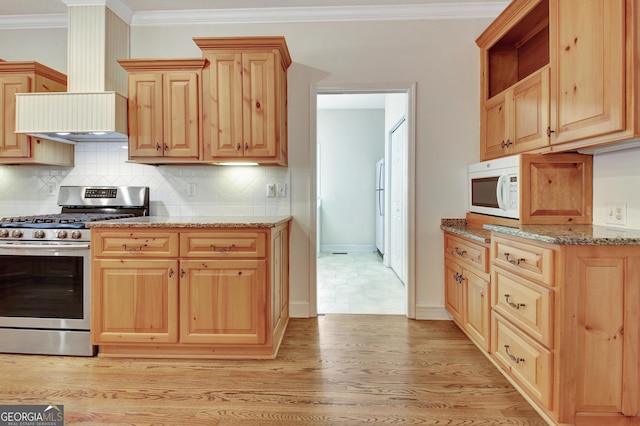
0,142,290,217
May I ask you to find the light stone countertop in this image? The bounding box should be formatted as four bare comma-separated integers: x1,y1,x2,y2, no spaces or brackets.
484,224,640,245
440,219,491,244
441,218,640,246
85,215,292,229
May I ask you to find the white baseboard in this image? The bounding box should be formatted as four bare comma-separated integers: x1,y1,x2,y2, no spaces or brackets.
289,302,452,321
289,301,311,318
414,304,452,320
320,244,377,253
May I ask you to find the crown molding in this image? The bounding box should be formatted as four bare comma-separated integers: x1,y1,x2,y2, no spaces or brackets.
0,2,508,30
132,2,508,26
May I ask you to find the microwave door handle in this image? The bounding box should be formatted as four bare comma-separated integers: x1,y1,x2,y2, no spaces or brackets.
496,174,508,210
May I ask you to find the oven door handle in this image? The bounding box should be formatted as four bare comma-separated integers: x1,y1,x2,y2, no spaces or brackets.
0,243,90,250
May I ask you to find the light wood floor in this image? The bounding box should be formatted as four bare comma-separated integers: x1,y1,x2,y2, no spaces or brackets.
0,315,546,425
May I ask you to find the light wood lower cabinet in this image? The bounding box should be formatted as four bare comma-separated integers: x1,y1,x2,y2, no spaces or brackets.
489,233,640,425
91,223,290,359
443,232,491,352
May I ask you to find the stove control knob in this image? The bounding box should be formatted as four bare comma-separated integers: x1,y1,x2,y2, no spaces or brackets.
71,231,82,240
56,230,68,239
34,230,46,239
0,229,8,238
11,230,23,238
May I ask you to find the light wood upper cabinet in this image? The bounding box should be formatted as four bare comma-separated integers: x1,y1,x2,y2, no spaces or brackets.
118,59,206,162
482,67,550,160
477,0,640,158
194,37,291,165
549,0,626,146
0,61,73,166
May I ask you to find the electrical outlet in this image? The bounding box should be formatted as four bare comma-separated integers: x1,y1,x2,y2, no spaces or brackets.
266,184,276,197
606,202,627,225
187,183,197,197
276,183,286,197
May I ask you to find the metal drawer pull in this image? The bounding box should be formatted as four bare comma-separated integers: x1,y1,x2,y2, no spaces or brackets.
504,294,525,310
504,345,525,364
169,268,174,277
454,247,467,256
454,272,464,284
122,243,147,251
504,252,525,265
211,244,236,252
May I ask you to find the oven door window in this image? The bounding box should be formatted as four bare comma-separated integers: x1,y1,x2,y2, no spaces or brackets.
0,255,83,319
471,177,499,208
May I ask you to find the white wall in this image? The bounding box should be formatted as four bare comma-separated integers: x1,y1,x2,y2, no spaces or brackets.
0,16,491,319
318,108,385,252
592,148,640,230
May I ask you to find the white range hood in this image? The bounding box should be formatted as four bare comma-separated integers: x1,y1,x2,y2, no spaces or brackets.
15,0,131,143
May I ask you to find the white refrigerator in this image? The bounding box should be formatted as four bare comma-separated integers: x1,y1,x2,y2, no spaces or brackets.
375,158,385,254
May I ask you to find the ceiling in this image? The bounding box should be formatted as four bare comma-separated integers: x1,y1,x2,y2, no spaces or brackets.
1,0,506,15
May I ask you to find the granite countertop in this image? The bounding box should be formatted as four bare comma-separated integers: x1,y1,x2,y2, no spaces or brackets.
86,215,292,229
440,219,491,244
484,224,640,246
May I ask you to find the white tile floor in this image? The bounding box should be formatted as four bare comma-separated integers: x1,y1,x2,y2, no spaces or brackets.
317,251,406,314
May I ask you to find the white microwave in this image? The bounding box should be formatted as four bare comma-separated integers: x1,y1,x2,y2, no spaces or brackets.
468,155,519,219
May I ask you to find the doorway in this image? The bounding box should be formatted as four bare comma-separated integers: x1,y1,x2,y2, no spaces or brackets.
310,84,416,318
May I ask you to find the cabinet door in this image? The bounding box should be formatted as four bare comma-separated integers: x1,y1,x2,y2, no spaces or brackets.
203,52,244,159
481,91,510,160
92,259,179,344
464,269,490,352
563,247,640,418
180,259,267,345
242,52,277,158
163,72,200,159
128,73,164,158
512,67,549,153
444,258,464,324
0,76,31,158
550,0,625,145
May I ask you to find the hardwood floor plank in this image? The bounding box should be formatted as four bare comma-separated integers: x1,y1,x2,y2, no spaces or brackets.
0,315,547,425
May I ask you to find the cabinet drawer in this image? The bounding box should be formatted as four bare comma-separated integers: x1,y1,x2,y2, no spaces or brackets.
492,312,553,410
93,231,179,257
181,231,266,258
492,267,554,348
444,233,489,273
491,235,554,285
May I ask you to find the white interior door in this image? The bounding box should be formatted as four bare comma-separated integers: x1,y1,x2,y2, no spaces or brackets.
389,117,407,284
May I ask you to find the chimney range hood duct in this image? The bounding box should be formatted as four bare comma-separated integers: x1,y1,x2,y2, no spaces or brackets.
15,1,131,143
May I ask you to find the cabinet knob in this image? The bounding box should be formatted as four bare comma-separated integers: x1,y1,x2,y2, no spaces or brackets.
546,127,555,137
155,143,161,151
164,143,168,151
236,143,241,151
501,139,513,149
169,268,174,277
245,143,249,152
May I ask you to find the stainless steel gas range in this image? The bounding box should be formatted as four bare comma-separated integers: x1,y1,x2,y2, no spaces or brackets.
0,186,149,356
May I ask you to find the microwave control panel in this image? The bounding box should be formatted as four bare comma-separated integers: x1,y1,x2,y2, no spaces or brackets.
508,175,518,210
